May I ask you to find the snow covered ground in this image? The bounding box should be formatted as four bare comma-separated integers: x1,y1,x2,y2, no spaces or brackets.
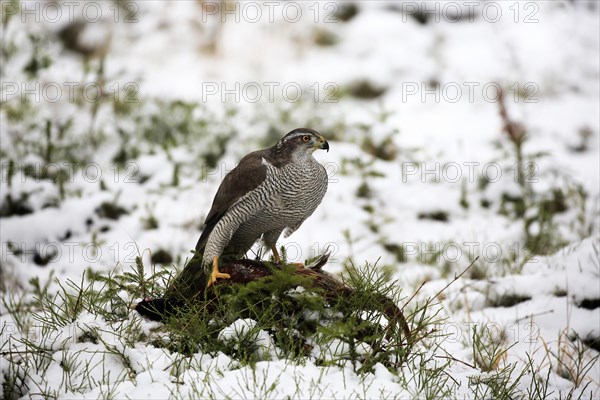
1,1,599,398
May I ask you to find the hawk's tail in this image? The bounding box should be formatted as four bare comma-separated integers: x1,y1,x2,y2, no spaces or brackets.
164,245,208,303
195,235,207,254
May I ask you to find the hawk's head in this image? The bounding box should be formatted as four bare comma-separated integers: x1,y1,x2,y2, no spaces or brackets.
278,128,330,154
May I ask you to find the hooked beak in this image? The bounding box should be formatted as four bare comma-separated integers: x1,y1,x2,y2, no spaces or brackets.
319,138,330,152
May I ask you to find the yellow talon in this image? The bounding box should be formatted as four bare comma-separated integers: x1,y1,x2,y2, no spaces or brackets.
271,245,281,264
270,245,303,266
207,256,231,288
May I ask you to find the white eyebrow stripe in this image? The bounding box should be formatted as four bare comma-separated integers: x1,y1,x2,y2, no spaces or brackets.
284,132,312,141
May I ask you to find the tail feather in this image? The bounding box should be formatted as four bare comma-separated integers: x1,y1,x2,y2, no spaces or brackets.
195,235,206,253
165,249,208,302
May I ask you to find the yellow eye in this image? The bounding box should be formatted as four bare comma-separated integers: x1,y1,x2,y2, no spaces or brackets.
302,135,310,142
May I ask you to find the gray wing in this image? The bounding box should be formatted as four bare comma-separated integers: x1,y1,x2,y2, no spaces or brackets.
195,150,269,251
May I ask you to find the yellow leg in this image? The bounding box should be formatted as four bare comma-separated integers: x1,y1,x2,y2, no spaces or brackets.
207,256,231,288
271,245,303,266
271,245,281,263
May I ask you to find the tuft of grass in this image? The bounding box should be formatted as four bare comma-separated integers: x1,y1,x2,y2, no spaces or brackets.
382,242,407,263
336,3,359,22
151,249,173,265
347,80,387,100
356,181,373,198
550,330,599,391
0,192,34,217
417,210,449,223
402,353,454,400
468,362,526,399
470,324,510,372
141,203,159,229
95,200,128,220
360,135,398,161
314,28,339,46
488,293,532,308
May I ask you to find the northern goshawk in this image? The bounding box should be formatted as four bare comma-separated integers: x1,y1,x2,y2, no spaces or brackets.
168,128,329,299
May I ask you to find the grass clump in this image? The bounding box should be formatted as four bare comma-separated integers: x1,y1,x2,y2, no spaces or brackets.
152,261,415,374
